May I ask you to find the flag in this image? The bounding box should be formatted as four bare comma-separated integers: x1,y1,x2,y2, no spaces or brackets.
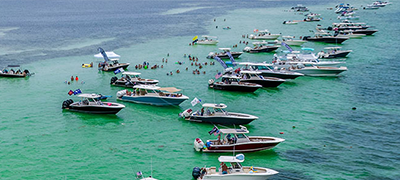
97,47,110,62
114,68,124,74
68,90,74,96
136,171,142,176
213,56,228,69
215,72,223,79
191,97,201,106
208,126,220,136
281,42,293,52
73,89,82,95
192,36,198,43
226,51,237,67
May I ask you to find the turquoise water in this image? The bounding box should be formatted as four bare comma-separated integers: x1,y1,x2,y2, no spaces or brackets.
1,0,400,179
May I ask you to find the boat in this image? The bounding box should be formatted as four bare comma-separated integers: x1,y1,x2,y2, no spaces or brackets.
331,21,371,31
192,154,279,180
239,62,304,79
274,61,348,77
303,13,322,22
337,31,366,38
239,70,285,87
317,47,352,59
282,21,298,25
116,85,189,106
136,171,158,180
62,94,125,114
291,4,309,12
193,126,285,152
180,103,258,125
248,30,281,40
207,48,243,59
0,65,32,78
302,28,349,44
283,48,345,67
337,15,360,20
208,74,262,92
243,41,280,53
342,29,378,35
96,48,130,72
196,35,219,45
280,36,307,46
110,72,159,87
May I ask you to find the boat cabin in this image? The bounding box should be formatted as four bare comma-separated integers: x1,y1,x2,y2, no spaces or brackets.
128,85,183,97
77,94,104,105
240,70,264,80
196,103,228,116
218,154,245,173
122,72,141,80
220,75,241,84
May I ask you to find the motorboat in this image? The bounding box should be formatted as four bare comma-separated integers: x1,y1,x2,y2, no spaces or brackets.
110,72,159,87
116,85,188,106
284,48,345,67
280,36,307,46
196,35,219,45
239,70,285,87
337,31,366,38
317,47,352,59
180,103,258,125
274,61,348,77
207,48,243,59
208,74,262,92
337,15,360,20
331,21,371,31
0,65,32,78
136,171,158,180
342,29,378,35
243,41,279,53
282,21,298,25
239,62,304,79
192,154,279,180
248,30,281,40
303,13,322,22
291,4,309,12
96,48,130,72
62,94,125,114
193,125,285,152
302,28,349,44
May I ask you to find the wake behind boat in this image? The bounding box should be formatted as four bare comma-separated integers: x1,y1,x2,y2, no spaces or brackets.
180,103,258,125
194,126,284,153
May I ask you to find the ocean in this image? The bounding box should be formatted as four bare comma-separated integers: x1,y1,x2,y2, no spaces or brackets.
0,0,399,179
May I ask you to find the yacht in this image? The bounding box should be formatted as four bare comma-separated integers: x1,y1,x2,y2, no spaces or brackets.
284,48,345,67
192,154,279,180
248,30,281,40
302,28,349,44
208,74,262,92
0,65,32,78
274,61,348,77
180,103,258,125
110,72,159,87
239,70,286,87
207,48,243,59
62,94,125,114
196,35,219,45
116,85,188,106
194,126,285,152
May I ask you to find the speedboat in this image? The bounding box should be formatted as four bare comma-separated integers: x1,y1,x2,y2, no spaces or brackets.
243,41,280,53
180,103,258,125
96,48,130,72
208,74,262,92
284,48,345,67
331,21,370,31
239,70,285,87
248,30,281,40
207,48,243,59
192,154,279,180
116,85,189,106
197,35,219,45
303,13,322,22
280,36,307,46
194,125,285,153
275,61,348,77
337,15,360,20
291,4,309,12
0,65,32,78
239,62,304,79
282,21,298,25
317,47,352,59
302,28,349,44
62,94,125,114
110,72,159,87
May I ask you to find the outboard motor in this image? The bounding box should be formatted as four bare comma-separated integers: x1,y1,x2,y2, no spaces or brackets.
192,167,201,179
62,99,73,109
23,69,30,75
110,76,118,84
327,26,333,31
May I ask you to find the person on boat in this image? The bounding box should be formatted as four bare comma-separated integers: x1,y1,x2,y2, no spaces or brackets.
220,162,228,174
201,108,204,116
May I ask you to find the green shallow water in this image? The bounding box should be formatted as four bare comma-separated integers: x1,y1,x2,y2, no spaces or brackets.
1,1,400,180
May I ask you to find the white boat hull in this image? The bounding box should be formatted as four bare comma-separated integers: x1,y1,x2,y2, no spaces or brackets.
292,67,347,76
197,40,219,45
